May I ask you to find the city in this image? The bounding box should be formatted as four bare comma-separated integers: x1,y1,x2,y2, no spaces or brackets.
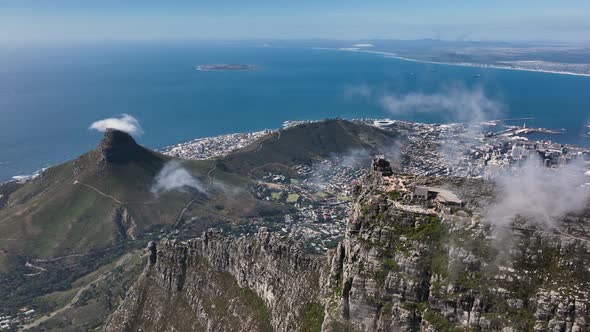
160,118,590,253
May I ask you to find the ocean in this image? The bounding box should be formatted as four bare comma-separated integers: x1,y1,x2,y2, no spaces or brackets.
1,41,589,181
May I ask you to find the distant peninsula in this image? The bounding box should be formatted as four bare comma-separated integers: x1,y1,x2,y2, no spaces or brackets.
299,39,590,77
195,64,257,71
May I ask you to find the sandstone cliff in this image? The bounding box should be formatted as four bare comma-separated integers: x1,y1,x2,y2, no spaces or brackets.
106,172,590,332
105,229,325,332
320,173,590,331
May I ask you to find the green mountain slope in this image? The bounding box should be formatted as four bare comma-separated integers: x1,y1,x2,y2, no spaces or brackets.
0,120,401,264
0,130,246,261
0,129,265,319
0,119,405,326
220,119,402,177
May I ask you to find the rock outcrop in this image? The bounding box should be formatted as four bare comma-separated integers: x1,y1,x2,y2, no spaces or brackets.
97,129,157,164
106,170,590,332
105,228,325,332
320,172,590,332
112,207,138,241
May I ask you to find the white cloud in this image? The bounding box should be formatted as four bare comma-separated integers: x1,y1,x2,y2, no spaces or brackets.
379,86,502,124
89,114,143,136
345,84,503,124
484,159,589,228
151,161,206,196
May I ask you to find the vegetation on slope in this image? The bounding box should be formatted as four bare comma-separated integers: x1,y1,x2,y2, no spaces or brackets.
219,119,402,177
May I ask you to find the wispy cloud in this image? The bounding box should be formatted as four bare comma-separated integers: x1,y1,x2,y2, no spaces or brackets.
484,159,589,229
346,84,503,124
89,114,143,136
379,86,502,123
151,161,206,196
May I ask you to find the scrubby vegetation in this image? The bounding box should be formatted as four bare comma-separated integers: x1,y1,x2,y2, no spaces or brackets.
300,302,324,332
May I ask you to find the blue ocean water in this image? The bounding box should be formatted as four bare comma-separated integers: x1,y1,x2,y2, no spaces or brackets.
1,42,589,181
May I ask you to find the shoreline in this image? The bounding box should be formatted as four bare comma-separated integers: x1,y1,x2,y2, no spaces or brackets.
4,118,587,184
312,47,590,78
3,46,590,182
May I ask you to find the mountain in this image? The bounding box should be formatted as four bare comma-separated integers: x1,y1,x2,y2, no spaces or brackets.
2,120,589,331
0,120,399,268
219,119,403,177
0,120,404,326
0,129,177,261
0,129,259,319
0,120,400,265
105,230,323,332
106,162,590,332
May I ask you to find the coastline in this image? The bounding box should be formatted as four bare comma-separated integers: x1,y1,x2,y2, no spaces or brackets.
2,46,589,183
5,118,586,184
312,47,590,78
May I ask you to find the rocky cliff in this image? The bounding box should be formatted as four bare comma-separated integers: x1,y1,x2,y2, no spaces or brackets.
105,229,325,332
106,171,590,332
97,129,160,165
320,172,590,332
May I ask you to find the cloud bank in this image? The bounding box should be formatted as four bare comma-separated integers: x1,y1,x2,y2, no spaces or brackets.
379,86,502,123
89,114,143,136
484,159,589,228
346,84,503,124
151,161,206,196
337,148,372,168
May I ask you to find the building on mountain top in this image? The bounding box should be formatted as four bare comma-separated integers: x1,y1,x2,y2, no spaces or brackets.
372,155,393,177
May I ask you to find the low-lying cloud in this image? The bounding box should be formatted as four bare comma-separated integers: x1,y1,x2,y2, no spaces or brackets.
380,86,502,123
345,84,503,124
309,149,371,191
151,161,206,196
89,114,143,136
337,148,372,168
484,159,589,228
310,146,400,191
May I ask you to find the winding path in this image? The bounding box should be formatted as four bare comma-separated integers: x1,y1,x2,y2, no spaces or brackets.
74,180,123,204
32,253,85,263
173,161,217,227
206,161,218,186
20,252,135,331
173,194,205,227
173,160,219,227
73,180,154,205
174,129,281,228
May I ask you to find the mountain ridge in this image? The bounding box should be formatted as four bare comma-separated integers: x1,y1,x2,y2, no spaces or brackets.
0,119,407,327
106,163,590,332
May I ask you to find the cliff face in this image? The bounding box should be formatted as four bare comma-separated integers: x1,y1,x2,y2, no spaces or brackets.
320,173,590,332
106,172,590,332
105,229,325,332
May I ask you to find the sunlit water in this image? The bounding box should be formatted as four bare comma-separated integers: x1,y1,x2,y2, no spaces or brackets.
1,42,589,181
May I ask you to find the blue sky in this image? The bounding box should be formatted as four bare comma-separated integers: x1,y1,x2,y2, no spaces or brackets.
2,0,590,43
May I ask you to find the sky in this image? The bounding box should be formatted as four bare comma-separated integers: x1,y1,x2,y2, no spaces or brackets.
1,0,590,43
